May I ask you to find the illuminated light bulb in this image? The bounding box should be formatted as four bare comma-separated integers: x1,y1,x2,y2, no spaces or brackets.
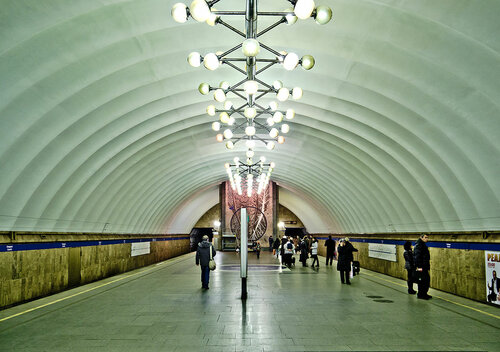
246,150,255,158
212,121,221,131
277,87,289,101
225,140,234,149
242,38,260,57
206,8,218,26
269,128,279,138
216,134,224,142
245,126,256,136
267,117,274,126
244,107,257,118
244,80,259,95
171,3,188,23
246,140,256,149
214,89,226,102
219,112,230,124
224,100,233,110
268,101,278,111
283,53,299,70
203,52,219,70
187,52,201,67
227,116,235,126
206,105,216,116
198,82,210,95
285,8,297,25
273,80,283,90
260,156,266,163
273,111,283,123
234,157,239,164
223,129,233,139
224,163,230,169
286,108,295,120
294,0,315,20
219,81,230,90
266,141,275,150
301,55,315,70
315,5,332,25
190,0,211,22
270,162,276,168
281,124,290,133
292,87,303,100
278,136,285,144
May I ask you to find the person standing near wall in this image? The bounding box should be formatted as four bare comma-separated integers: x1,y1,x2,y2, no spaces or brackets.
337,237,358,284
269,235,274,252
324,235,336,266
414,234,432,300
403,241,417,294
196,235,216,289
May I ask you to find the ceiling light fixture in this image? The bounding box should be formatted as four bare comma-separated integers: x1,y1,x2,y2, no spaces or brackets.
225,157,275,196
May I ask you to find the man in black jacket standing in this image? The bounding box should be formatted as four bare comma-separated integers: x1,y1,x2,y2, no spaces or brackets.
324,235,336,266
196,235,216,289
414,234,431,299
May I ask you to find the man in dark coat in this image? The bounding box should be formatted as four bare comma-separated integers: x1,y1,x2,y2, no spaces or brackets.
414,234,431,299
324,235,336,266
337,237,358,284
196,235,216,289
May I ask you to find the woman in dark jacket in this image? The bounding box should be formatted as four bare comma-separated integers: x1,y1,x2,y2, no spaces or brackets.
337,238,358,284
403,241,416,294
299,237,309,267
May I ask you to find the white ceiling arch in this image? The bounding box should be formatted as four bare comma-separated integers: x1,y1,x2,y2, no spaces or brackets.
0,0,499,234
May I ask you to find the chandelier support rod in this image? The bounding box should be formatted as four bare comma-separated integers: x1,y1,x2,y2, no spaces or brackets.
217,19,246,37
257,18,287,38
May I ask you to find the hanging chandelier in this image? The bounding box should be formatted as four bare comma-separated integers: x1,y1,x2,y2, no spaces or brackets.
171,0,332,156
225,156,275,197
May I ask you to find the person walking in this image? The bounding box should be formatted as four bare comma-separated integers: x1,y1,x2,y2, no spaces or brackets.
337,237,358,284
324,235,336,266
272,235,280,257
310,238,319,268
414,234,432,299
284,237,295,268
196,235,216,289
269,235,274,252
255,241,261,259
403,241,417,294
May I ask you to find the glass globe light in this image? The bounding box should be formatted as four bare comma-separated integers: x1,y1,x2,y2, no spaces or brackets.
206,105,216,116
198,82,210,95
285,8,297,25
245,126,256,136
216,133,224,142
267,117,274,126
246,150,255,158
315,5,332,25
244,107,257,118
294,0,315,20
270,162,276,168
206,8,218,26
203,52,219,70
187,52,201,67
212,121,221,131
246,158,252,165
283,53,299,70
224,162,230,169
268,101,278,111
219,112,230,124
286,108,295,120
190,0,211,22
244,80,259,95
292,87,303,100
225,141,234,149
227,116,235,126
278,136,285,144
273,80,283,90
224,100,233,110
172,3,188,23
269,128,279,138
266,141,275,150
246,140,256,149
273,111,283,123
234,156,239,163
242,38,260,57
281,124,290,133
301,55,315,70
219,81,230,90
277,87,289,101
223,129,233,139
214,88,226,102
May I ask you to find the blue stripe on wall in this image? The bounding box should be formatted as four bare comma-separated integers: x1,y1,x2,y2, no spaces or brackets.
0,236,190,253
316,237,500,251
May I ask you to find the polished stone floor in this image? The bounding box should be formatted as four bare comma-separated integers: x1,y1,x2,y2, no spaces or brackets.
0,250,499,351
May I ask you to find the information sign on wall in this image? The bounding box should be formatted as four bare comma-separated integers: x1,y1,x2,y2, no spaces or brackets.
368,243,397,262
131,242,150,257
485,251,500,305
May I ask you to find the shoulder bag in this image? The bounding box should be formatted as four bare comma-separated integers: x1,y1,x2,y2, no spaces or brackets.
208,244,216,271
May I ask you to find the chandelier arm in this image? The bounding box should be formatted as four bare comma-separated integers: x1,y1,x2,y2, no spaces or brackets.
254,78,273,90
256,62,278,75
254,89,272,101
256,12,294,16
221,60,247,75
259,42,282,57
256,17,287,38
222,58,247,62
253,120,271,132
230,90,248,101
207,0,223,6
213,11,246,16
217,19,246,37
219,44,243,58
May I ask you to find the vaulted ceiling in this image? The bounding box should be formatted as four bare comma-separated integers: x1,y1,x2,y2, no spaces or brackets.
1,0,499,235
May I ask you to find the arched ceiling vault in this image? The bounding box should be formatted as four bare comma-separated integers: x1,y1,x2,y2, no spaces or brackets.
0,0,499,234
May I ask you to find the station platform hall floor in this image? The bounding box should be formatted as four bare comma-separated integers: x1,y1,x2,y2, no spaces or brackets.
1,250,499,352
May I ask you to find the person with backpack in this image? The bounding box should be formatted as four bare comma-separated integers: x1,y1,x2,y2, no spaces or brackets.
195,235,216,289
284,237,295,267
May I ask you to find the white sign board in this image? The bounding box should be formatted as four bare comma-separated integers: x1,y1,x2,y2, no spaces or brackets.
368,243,396,262
485,251,500,305
131,242,150,257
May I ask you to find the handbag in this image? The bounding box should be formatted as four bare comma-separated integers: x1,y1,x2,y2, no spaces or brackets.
208,244,216,271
